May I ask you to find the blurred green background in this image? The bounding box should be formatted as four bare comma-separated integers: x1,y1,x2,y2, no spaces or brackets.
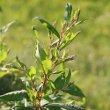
0,0,110,110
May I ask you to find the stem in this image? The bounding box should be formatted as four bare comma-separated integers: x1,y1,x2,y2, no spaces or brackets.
49,20,56,49
56,19,78,49
56,32,64,49
38,64,47,102
49,35,53,49
56,22,73,49
53,55,75,70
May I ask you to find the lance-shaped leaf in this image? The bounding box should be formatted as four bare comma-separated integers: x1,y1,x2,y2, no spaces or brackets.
0,20,16,35
51,39,59,48
64,3,72,22
28,66,36,80
54,73,65,90
46,105,61,110
45,103,85,110
0,90,28,101
32,26,39,40
50,48,59,60
16,56,28,70
35,42,47,73
75,19,86,26
62,83,85,97
60,32,80,50
35,42,47,61
73,9,80,22
21,77,31,88
35,43,41,63
11,106,34,110
65,69,71,86
42,59,52,73
52,71,63,74
34,17,60,38
49,80,56,89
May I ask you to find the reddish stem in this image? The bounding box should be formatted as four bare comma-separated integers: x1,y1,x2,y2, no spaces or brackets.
38,64,47,102
49,36,53,49
56,33,63,49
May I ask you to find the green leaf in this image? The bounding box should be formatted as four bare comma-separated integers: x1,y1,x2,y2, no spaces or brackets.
26,88,38,101
51,39,59,48
5,63,20,69
50,48,59,60
21,77,31,88
73,9,80,22
11,106,34,110
54,73,65,90
28,66,36,79
32,26,39,40
75,19,86,26
35,42,47,61
60,32,80,50
34,17,60,38
62,83,85,97
42,59,52,73
65,69,71,86
46,106,61,110
64,3,72,22
0,90,28,101
35,43,42,72
45,103,85,110
16,56,27,70
49,80,56,89
52,71,63,74
35,42,47,73
0,20,16,35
